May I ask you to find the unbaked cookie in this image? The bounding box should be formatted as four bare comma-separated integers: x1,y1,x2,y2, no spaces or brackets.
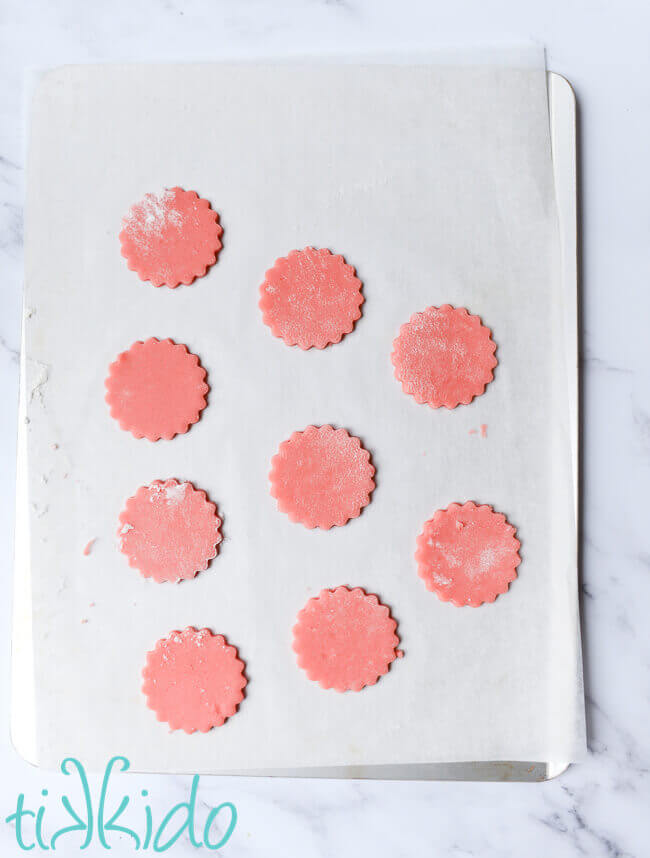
142,627,246,733
392,305,497,408
292,587,402,692
269,425,375,529
415,501,521,607
259,247,363,349
105,338,208,441
119,187,222,287
118,480,222,583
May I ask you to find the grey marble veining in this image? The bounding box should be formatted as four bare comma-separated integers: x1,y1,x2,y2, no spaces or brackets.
0,1,648,856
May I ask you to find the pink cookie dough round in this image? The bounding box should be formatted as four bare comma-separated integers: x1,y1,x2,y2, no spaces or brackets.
415,501,521,607
105,338,209,441
259,247,363,349
292,587,402,692
391,305,497,408
119,187,223,287
142,627,247,733
118,480,222,583
269,425,375,529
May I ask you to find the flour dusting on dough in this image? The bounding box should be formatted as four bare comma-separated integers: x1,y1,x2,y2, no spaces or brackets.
123,190,184,248
119,522,133,536
163,482,188,504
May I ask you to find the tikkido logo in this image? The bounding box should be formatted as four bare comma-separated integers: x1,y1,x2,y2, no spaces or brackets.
5,757,237,852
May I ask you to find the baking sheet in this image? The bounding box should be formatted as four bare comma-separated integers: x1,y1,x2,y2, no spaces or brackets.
14,61,585,772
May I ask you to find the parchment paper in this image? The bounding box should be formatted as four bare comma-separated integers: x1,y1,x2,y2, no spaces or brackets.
20,61,586,771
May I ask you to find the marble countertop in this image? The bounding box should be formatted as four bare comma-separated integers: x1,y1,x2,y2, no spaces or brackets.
0,1,648,856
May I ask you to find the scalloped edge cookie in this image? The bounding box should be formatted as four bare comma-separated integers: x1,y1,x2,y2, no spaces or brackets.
392,305,497,409
415,501,521,607
269,425,375,529
142,627,247,733
105,338,209,441
292,587,402,692
259,247,363,349
118,479,222,583
119,187,223,288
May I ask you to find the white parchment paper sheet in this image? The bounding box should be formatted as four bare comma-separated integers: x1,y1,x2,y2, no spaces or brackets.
22,62,585,770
